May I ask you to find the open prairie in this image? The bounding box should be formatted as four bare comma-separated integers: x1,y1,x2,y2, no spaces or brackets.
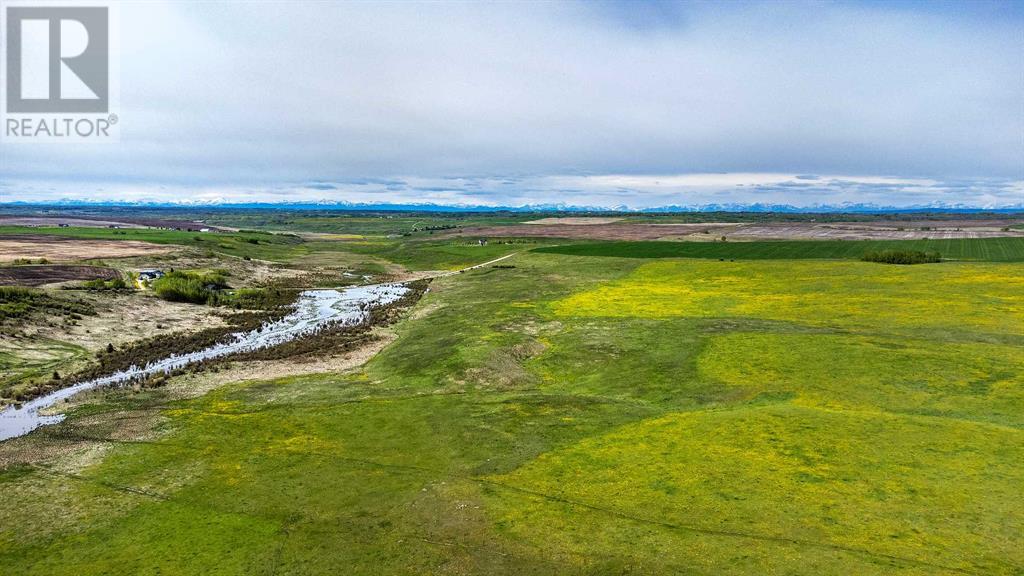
1,215,1021,575
3,0,1020,572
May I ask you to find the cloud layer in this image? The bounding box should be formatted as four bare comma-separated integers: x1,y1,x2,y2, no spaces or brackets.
1,1,1021,207
5,173,1022,210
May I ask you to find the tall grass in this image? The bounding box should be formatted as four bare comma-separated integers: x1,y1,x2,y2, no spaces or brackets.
0,285,94,320
152,271,229,304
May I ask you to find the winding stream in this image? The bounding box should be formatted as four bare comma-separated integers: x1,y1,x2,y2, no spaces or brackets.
0,283,410,442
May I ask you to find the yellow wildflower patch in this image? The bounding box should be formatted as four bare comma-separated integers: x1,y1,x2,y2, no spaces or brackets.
553,260,1024,333
697,332,1024,426
491,403,1024,573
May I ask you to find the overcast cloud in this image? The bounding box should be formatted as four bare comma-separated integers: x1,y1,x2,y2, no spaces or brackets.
1,0,1021,208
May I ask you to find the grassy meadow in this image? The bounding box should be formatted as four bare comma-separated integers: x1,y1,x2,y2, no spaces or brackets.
1,233,1021,574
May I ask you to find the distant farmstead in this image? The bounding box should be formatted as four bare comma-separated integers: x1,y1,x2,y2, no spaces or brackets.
138,269,165,282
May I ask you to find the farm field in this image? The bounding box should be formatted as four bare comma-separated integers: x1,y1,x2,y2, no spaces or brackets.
0,265,120,287
1,229,1021,575
536,236,1024,262
451,222,1024,242
0,235,176,262
435,215,1024,243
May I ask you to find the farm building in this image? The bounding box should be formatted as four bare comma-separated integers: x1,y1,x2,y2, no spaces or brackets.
138,269,165,281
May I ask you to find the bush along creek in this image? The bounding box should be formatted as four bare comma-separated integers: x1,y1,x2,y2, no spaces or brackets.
0,280,429,441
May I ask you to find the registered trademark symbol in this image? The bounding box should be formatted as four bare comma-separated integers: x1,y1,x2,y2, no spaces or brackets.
108,114,118,125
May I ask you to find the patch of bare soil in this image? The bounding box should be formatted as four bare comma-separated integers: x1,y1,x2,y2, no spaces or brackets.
0,265,120,287
467,338,547,390
525,217,623,225
0,235,176,262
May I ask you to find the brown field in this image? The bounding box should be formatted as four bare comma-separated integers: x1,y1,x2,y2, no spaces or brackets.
450,223,721,241
860,218,1024,228
447,220,1024,241
525,217,624,225
0,265,120,287
0,215,232,231
0,235,176,262
725,222,1024,240
0,216,147,228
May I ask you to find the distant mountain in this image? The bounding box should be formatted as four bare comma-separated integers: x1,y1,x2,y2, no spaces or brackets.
2,198,1022,214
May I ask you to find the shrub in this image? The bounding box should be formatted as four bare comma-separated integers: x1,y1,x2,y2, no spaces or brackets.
0,286,33,299
12,257,51,264
222,287,293,310
81,278,105,290
152,271,229,304
0,286,94,321
861,250,941,265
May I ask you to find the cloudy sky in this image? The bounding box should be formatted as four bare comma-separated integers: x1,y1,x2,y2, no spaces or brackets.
1,0,1022,208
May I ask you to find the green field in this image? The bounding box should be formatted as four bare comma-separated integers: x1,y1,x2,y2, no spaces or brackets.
1,244,1021,574
0,226,305,261
535,237,1024,261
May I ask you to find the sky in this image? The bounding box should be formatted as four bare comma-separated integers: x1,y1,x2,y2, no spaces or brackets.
1,0,1022,209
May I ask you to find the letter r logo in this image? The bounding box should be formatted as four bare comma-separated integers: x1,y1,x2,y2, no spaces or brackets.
5,7,109,113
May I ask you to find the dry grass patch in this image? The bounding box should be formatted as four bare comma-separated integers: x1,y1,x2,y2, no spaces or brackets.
0,235,175,262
